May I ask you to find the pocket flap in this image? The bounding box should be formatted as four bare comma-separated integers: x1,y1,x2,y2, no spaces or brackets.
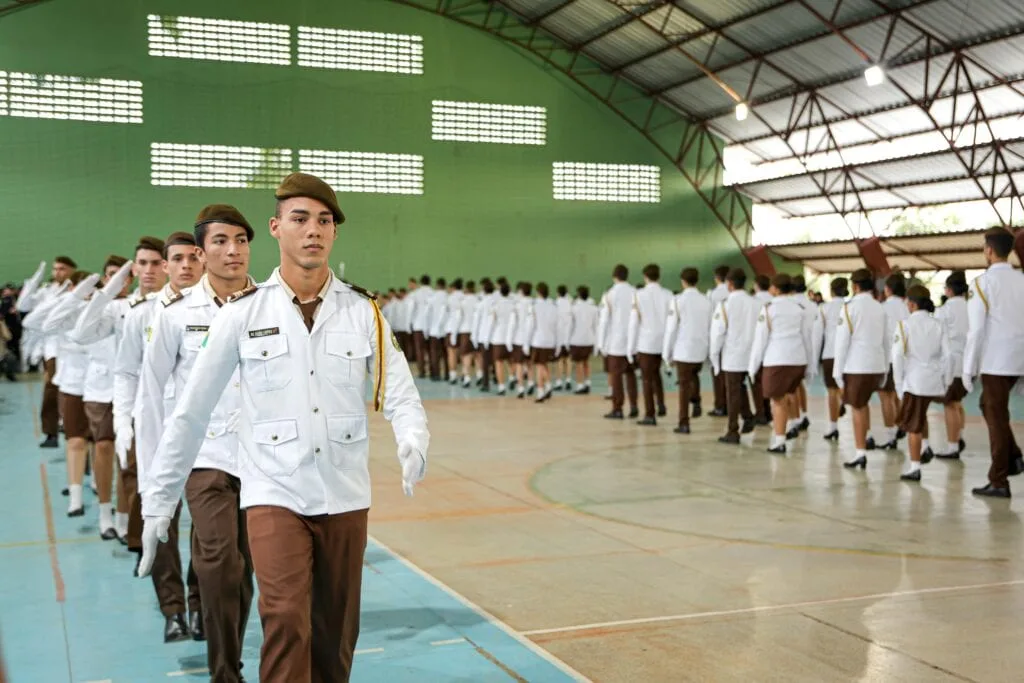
326,415,368,444
204,420,227,439
240,335,288,361
251,418,299,445
325,332,372,360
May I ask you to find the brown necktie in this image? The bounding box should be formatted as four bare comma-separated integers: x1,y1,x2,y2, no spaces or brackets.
294,297,321,332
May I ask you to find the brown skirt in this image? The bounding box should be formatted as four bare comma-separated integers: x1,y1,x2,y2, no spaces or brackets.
843,373,884,409
944,377,967,404
570,345,594,362
899,393,942,434
84,401,115,442
531,347,555,364
881,367,896,392
456,333,472,355
511,345,527,363
59,391,90,439
762,365,806,400
491,345,510,362
821,358,838,389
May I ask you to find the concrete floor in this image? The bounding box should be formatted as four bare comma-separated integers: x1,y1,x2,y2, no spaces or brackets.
2,369,1023,682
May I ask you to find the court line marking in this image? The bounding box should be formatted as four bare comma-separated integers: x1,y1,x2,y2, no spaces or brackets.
355,647,385,655
369,535,591,682
167,667,208,677
431,637,467,646
40,462,65,603
521,578,1024,637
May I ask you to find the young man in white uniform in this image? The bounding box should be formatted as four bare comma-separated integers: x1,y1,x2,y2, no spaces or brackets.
663,267,711,434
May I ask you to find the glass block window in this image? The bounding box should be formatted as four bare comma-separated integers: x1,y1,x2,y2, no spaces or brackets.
150,143,293,188
431,100,546,145
147,15,290,65
0,71,142,123
552,162,661,203
298,150,424,195
297,26,423,74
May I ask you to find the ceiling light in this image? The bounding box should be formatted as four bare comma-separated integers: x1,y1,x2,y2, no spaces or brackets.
864,65,885,87
735,102,749,121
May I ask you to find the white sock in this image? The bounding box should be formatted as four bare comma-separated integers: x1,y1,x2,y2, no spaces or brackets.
855,449,866,459
800,411,808,421
828,421,838,433
922,438,930,452
889,427,898,441
68,484,83,511
115,511,128,536
585,379,592,387
772,433,786,448
99,503,114,531
905,460,921,474
476,371,483,379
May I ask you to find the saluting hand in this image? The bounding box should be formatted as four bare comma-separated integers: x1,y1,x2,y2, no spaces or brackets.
136,515,171,578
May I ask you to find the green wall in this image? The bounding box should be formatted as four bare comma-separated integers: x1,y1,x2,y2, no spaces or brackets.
0,0,746,293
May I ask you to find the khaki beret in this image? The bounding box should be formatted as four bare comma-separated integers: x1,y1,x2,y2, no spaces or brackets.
194,204,254,241
275,172,345,225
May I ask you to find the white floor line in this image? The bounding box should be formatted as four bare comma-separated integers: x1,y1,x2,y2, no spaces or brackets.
368,535,591,682
521,578,1024,636
166,668,209,677
355,647,385,655
431,637,467,646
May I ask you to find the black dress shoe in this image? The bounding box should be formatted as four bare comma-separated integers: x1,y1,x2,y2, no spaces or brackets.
798,417,810,431
100,527,118,541
839,405,847,418
189,611,205,641
920,448,935,465
823,430,839,441
61,487,69,496
754,416,769,426
865,437,877,450
767,444,787,454
40,435,58,448
628,408,639,419
709,408,727,417
972,483,1011,498
935,450,961,460
117,533,128,547
718,433,740,444
785,428,799,440
604,410,623,419
900,469,921,481
636,417,656,426
67,506,84,517
132,550,142,577
741,419,756,434
691,404,702,418
164,613,190,643
882,439,899,450
1009,457,1024,477
896,429,906,440
673,425,690,434
657,405,667,417
843,456,867,469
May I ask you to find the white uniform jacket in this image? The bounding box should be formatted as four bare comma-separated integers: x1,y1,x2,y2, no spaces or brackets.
555,296,573,351
410,287,431,334
709,290,761,374
138,278,242,480
457,292,478,338
663,288,712,364
597,282,636,357
569,298,598,348
832,292,887,381
427,289,449,339
471,292,496,347
882,296,909,369
70,293,132,404
814,298,845,363
934,296,968,380
627,282,673,357
482,294,515,350
964,262,1024,378
444,290,465,343
748,296,812,377
42,293,90,395
525,298,558,351
513,294,533,348
892,311,952,398
142,270,429,519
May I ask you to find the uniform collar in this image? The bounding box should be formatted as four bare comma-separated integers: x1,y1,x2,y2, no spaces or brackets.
273,267,334,304
988,262,1012,272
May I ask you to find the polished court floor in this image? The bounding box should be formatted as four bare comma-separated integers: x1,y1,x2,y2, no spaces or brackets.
1,369,1023,682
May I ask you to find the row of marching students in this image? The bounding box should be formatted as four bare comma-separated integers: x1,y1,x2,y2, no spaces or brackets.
379,277,602,402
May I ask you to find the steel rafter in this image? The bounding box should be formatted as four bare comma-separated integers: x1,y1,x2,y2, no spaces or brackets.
0,0,50,17
387,0,755,249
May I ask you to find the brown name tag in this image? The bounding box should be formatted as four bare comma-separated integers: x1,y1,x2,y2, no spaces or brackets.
248,327,280,338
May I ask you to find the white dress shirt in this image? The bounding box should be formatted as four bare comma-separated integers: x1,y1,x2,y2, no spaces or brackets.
627,281,674,356
934,296,968,380
569,298,598,347
597,281,636,357
748,296,812,376
892,310,952,398
444,290,465,342
709,289,761,373
484,294,515,349
555,295,573,351
663,288,712,364
814,299,845,361
142,268,429,520
458,292,478,335
882,296,909,369
410,287,431,333
526,298,558,350
964,262,1024,377
427,289,449,339
832,292,888,381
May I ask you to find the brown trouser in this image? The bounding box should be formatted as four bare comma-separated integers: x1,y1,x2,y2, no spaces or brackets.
751,369,769,419
675,362,702,427
712,368,727,412
121,440,142,550
981,375,1022,488
41,357,59,436
724,371,753,436
479,342,493,390
395,331,413,362
185,469,253,683
412,331,427,377
637,353,665,418
428,336,446,379
606,355,637,413
247,506,368,683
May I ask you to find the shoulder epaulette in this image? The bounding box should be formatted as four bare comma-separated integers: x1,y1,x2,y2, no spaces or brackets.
226,284,258,303
129,296,148,309
162,290,184,308
342,280,377,301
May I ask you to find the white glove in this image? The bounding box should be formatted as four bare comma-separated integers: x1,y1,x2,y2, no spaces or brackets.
102,261,134,297
806,364,818,381
29,348,44,366
449,333,457,346
32,261,46,279
897,389,905,401
663,354,672,366
834,374,845,390
626,354,634,365
962,375,974,394
506,343,513,353
114,423,133,469
71,273,101,300
136,515,171,578
523,345,531,356
711,363,720,377
397,441,426,497
225,409,241,433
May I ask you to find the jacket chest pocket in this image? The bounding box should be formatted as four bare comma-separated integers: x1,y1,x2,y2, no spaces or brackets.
323,332,371,387
240,335,291,392
183,332,205,352
326,414,367,470
250,418,302,476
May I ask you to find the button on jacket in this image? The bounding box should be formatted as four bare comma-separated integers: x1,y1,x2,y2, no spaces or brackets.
964,263,1024,377
143,269,429,520
709,290,761,373
137,275,242,481
597,282,636,357
832,292,887,379
663,288,712,364
934,296,968,379
892,311,952,397
627,282,673,356
748,296,812,376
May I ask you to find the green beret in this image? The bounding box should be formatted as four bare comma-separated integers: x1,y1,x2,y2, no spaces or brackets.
275,172,345,225
194,204,254,241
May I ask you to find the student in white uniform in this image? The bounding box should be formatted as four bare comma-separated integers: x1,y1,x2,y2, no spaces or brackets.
525,282,558,402
813,277,848,441
933,271,969,459
444,279,464,384
877,273,910,449
628,264,673,425
484,281,516,395
553,285,573,391
751,274,774,423
963,227,1024,498
568,286,598,394
709,268,760,443
471,278,497,392
833,269,888,470
409,275,432,379
427,278,449,381
598,265,638,419
892,285,951,481
707,265,730,417
140,174,429,683
748,274,813,453
453,281,479,387
663,267,711,434
790,275,817,432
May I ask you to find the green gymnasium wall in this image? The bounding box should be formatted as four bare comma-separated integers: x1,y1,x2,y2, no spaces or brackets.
0,0,749,294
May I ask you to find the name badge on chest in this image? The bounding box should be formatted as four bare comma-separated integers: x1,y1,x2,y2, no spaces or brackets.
248,327,280,338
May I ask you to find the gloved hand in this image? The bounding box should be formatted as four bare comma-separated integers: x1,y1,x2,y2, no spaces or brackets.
523,345,531,356
897,389,905,401
114,423,133,469
626,354,634,365
834,375,845,390
102,261,134,297
71,273,101,300
225,409,241,433
963,375,974,394
136,515,171,578
806,364,818,381
505,343,513,353
397,441,426,497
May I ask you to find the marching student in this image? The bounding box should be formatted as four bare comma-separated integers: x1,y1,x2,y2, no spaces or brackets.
444,279,464,384
409,275,431,378
138,172,429,683
483,280,516,395
663,268,711,434
598,265,638,419
963,227,1024,498
751,274,774,423
813,277,849,441
628,264,673,425
748,274,813,453
525,282,558,402
427,278,449,381
875,273,909,449
933,271,969,459
553,285,573,391
891,285,951,481
569,285,598,394
790,275,816,431
833,269,888,470
113,232,204,641
709,268,760,443
706,265,730,417
471,278,496,392
511,282,535,397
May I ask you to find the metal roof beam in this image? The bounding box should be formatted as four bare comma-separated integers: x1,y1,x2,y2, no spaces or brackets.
568,0,667,52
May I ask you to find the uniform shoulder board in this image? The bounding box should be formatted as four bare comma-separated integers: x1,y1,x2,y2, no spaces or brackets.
343,280,377,301
162,290,184,308
226,284,258,304
129,296,148,309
